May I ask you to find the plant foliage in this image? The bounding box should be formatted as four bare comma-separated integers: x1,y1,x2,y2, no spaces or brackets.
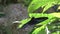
28,0,60,13
18,0,60,34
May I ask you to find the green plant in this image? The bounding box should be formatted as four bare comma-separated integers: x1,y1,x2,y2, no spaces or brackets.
28,0,60,13
18,13,60,34
18,0,60,34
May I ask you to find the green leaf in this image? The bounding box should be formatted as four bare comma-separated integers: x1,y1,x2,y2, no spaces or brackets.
28,0,48,13
31,18,56,34
57,6,60,10
52,31,60,34
18,12,60,28
42,0,58,13
29,13,60,18
28,0,60,13
50,13,60,18
42,2,53,13
32,25,46,34
29,13,54,19
18,18,31,28
36,17,56,26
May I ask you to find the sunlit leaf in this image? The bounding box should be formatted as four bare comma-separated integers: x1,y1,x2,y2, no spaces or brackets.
18,18,31,28
31,18,56,34
28,0,49,13
28,0,60,13
52,31,60,34
42,2,53,13
29,13,60,18
36,17,56,26
32,25,46,34
50,13,60,18
29,13,54,19
57,6,60,10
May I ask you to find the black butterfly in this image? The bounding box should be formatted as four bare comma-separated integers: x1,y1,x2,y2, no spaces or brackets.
21,17,48,29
